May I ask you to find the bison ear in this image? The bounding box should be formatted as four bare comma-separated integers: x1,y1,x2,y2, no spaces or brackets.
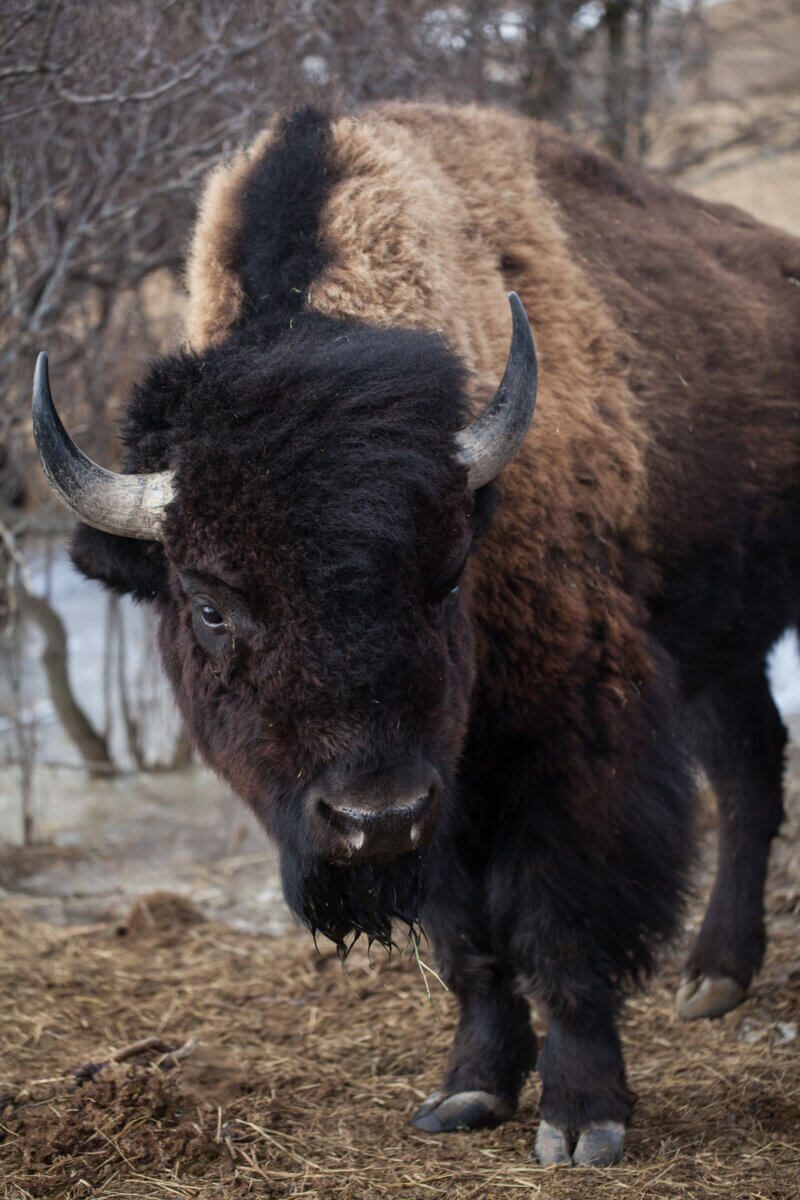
70,523,169,602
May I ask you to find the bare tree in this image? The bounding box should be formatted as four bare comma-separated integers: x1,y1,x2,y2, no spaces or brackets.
19,585,112,774
604,1,632,159
3,3,280,475
519,1,593,124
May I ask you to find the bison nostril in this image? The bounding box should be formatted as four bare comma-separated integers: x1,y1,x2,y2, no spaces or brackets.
316,798,361,837
309,765,442,859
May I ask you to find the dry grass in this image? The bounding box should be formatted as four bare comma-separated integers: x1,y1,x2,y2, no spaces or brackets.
2,743,800,1200
0,868,798,1200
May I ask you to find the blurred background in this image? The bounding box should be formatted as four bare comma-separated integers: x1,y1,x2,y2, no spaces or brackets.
2,0,799,929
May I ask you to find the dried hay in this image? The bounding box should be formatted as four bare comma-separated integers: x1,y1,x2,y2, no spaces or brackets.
2,749,800,1200
0,884,797,1200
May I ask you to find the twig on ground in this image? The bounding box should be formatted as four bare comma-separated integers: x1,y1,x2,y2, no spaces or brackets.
73,1034,197,1083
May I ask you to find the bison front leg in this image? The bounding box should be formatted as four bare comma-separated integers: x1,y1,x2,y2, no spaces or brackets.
411,900,537,1132
534,998,631,1166
412,973,535,1132
502,689,690,1165
520,786,686,1166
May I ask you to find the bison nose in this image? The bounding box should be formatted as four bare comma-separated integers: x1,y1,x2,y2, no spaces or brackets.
308,763,442,862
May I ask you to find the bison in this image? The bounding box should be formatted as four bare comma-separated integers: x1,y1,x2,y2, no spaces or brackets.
33,103,800,1166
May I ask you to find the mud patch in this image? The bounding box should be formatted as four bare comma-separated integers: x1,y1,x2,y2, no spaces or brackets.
3,1073,223,1196
118,890,206,938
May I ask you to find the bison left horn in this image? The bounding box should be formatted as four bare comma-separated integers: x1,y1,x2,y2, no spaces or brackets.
455,292,538,490
32,352,174,541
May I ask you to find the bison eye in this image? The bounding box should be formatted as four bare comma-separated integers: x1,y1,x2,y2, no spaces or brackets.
428,555,467,607
425,568,464,618
199,603,225,630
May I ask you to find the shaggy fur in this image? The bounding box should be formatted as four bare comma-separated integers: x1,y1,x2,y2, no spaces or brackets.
71,102,800,1152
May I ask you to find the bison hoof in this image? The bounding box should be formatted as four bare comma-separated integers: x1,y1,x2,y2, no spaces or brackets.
534,1119,625,1167
572,1121,626,1166
411,1088,513,1133
534,1120,572,1165
676,974,745,1020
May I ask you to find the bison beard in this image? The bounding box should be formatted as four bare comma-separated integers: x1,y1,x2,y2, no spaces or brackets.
280,847,430,953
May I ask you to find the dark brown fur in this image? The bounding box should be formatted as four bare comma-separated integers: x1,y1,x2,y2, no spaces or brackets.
71,103,800,1159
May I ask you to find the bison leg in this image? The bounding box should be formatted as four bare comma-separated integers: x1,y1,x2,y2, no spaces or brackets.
678,666,786,1020
534,998,632,1166
411,958,536,1133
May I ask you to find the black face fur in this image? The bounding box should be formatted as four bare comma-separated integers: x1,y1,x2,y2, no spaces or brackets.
72,314,493,949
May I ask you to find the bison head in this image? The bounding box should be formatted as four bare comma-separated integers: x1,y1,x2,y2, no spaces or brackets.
33,295,536,950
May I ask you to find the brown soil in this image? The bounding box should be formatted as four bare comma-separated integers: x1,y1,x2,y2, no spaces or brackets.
1,819,799,1200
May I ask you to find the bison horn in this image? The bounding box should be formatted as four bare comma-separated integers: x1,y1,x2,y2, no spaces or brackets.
32,352,174,541
455,292,538,490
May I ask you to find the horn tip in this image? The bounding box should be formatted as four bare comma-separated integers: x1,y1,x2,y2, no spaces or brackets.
507,291,528,325
33,351,50,397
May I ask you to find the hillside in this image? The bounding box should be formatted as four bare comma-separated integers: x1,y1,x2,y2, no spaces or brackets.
650,0,800,234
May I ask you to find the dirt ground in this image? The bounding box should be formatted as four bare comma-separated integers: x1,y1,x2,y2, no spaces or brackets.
1,748,799,1200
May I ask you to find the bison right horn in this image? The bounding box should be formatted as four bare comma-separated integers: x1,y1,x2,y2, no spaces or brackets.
32,352,175,541
454,292,538,490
